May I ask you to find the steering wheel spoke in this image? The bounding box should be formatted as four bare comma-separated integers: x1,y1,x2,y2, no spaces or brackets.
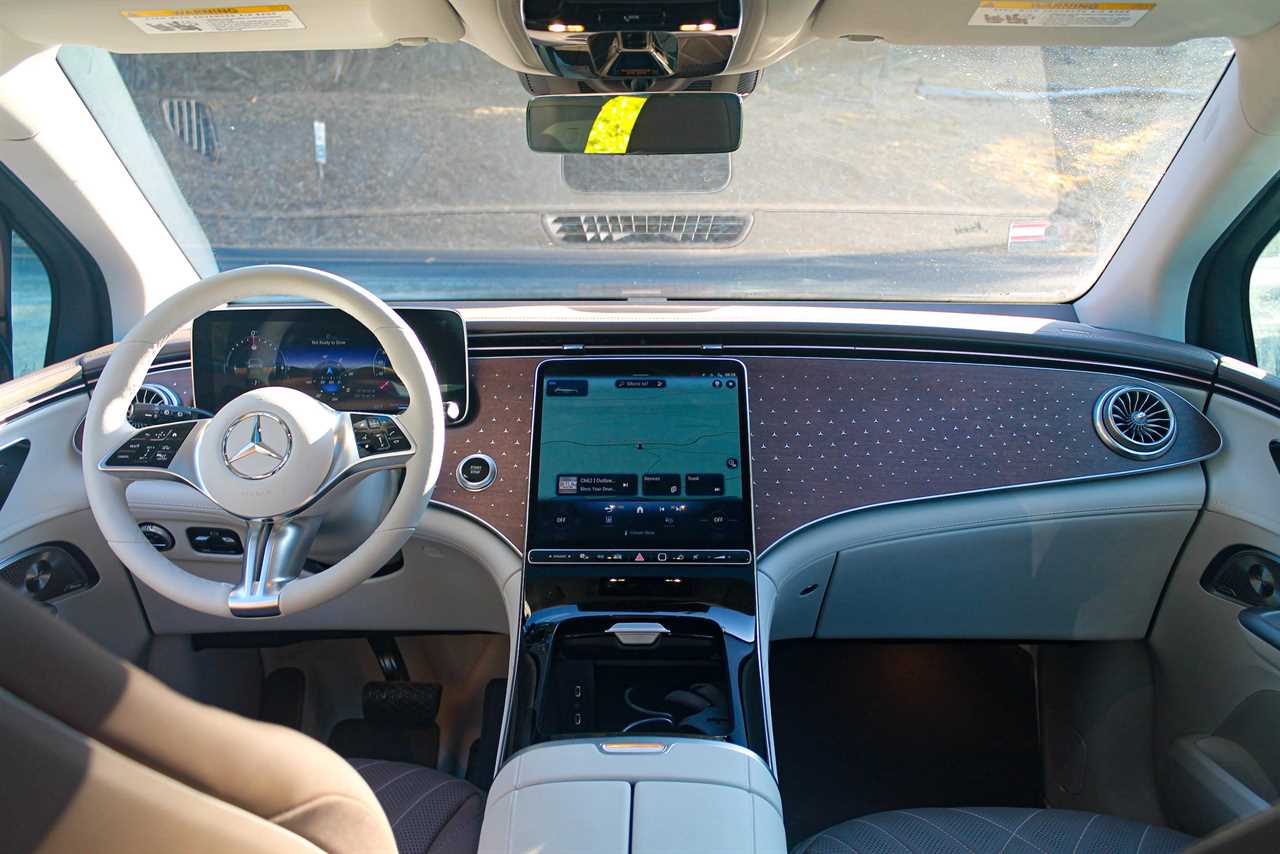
97,418,210,491
227,517,322,617
334,411,415,474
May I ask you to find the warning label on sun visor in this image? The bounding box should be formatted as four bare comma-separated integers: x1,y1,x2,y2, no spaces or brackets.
122,5,305,34
969,2,1154,27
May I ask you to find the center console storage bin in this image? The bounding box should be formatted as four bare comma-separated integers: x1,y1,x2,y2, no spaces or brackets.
478,738,786,854
538,615,736,739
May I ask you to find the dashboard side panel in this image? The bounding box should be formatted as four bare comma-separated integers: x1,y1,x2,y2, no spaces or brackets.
820,509,1196,640
758,465,1205,641
430,356,538,551
743,356,1220,551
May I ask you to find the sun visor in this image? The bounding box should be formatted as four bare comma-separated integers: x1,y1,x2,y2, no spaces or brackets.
0,0,465,52
812,0,1280,46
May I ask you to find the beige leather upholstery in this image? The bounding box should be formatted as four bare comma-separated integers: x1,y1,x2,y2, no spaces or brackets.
0,586,398,853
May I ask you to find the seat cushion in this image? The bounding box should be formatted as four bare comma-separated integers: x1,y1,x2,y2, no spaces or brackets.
351,759,484,854
793,807,1196,854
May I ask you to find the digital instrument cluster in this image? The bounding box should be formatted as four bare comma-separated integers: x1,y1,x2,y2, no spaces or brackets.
192,307,468,421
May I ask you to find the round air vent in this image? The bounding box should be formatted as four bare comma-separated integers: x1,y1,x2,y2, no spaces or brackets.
1093,385,1177,460
133,383,180,408
126,383,182,427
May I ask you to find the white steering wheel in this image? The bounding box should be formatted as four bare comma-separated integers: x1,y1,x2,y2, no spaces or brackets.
82,266,444,618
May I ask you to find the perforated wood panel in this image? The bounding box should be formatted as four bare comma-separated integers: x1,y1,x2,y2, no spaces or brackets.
742,357,1220,551
431,357,538,550
138,354,1220,558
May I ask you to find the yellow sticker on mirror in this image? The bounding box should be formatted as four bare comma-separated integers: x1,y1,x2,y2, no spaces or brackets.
583,96,648,155
122,5,305,34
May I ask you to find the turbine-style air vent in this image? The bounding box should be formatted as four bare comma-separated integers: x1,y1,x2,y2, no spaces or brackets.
1093,385,1176,460
127,383,182,427
134,383,180,408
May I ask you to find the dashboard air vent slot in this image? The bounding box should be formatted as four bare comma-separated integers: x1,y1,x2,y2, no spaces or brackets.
545,213,751,247
160,97,218,160
1093,385,1176,460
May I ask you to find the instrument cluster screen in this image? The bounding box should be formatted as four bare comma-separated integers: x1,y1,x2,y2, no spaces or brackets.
527,359,753,565
191,307,468,421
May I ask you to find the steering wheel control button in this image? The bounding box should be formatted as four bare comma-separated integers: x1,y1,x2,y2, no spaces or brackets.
222,412,292,479
456,453,496,491
105,422,196,468
353,415,410,457
186,527,244,556
138,523,175,552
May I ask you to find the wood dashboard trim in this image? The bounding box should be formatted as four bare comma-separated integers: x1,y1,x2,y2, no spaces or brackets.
743,356,1221,552
56,350,1224,561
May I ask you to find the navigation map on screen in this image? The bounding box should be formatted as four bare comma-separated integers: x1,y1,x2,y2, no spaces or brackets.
528,361,752,561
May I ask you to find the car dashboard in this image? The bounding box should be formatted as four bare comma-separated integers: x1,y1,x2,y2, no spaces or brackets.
74,300,1234,769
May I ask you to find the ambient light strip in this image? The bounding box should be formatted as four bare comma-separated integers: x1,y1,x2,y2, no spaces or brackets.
583,96,647,154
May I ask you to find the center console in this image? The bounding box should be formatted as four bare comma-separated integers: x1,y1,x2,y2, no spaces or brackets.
480,738,785,853
502,358,770,762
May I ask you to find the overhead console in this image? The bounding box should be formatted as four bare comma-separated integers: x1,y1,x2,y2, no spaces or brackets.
523,0,742,80
504,358,768,765
190,306,469,424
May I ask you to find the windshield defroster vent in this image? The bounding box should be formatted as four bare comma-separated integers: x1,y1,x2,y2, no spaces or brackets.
545,213,751,247
1093,385,1177,460
160,97,219,160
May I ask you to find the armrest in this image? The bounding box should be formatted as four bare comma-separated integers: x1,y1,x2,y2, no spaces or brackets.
479,738,785,854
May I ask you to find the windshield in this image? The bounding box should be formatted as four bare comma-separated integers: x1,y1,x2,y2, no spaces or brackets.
63,39,1232,302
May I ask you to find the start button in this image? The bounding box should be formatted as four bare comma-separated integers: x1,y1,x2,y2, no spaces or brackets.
456,453,496,492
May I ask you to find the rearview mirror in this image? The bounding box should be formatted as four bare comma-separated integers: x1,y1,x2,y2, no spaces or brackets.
527,93,742,155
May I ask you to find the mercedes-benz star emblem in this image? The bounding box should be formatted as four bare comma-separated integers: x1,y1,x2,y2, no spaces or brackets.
222,412,292,480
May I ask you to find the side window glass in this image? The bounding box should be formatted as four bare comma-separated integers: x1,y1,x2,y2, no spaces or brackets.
1251,231,1280,375
9,232,53,377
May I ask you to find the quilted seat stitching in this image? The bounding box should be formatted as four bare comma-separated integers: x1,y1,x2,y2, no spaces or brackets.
374,765,428,794
1069,814,1101,854
949,809,1050,854
900,810,979,853
853,817,919,854
815,831,863,854
1135,823,1151,854
997,809,1043,854
388,778,455,828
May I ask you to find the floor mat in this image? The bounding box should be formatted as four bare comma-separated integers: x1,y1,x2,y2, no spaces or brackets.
769,641,1042,847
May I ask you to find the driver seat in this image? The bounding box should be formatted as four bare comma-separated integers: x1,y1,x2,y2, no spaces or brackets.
0,587,484,853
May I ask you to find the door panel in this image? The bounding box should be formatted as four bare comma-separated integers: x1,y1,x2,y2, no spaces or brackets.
1151,392,1280,835
0,392,150,661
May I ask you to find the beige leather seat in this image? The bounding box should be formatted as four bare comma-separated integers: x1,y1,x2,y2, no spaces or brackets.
0,587,482,853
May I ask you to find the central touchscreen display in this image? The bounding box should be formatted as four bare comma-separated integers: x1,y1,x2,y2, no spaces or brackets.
527,359,752,564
